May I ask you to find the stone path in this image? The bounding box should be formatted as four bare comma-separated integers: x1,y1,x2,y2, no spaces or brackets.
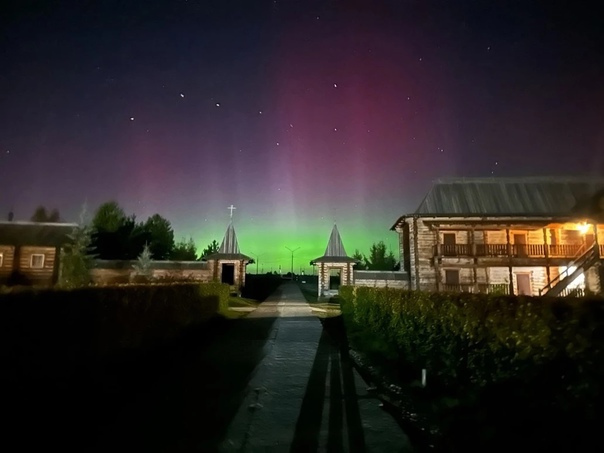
221,282,414,452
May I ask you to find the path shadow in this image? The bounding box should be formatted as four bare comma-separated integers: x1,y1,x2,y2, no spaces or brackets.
290,327,366,452
2,315,278,452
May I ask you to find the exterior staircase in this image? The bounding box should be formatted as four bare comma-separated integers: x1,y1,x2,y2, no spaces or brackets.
539,244,600,297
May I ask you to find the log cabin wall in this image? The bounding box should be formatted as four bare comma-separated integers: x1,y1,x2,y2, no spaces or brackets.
90,260,214,285
413,218,438,291
397,222,411,273
397,218,603,295
19,246,56,286
90,268,214,284
0,246,15,280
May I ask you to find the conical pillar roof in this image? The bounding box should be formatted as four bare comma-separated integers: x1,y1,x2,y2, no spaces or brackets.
206,220,251,261
310,224,358,264
219,221,240,254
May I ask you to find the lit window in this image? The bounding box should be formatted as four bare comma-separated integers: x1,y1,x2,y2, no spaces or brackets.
0,252,3,267
31,254,45,268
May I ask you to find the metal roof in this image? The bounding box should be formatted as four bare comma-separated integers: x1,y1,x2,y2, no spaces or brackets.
414,176,604,216
311,224,359,264
205,221,251,261
0,221,77,247
219,221,240,254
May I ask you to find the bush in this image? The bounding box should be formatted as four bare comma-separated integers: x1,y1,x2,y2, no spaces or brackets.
0,282,230,379
242,274,283,301
338,287,604,450
339,286,604,396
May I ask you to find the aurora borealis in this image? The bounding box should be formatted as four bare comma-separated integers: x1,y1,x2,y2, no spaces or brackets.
1,1,603,273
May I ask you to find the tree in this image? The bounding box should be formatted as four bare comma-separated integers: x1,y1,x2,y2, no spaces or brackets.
90,201,150,260
363,241,397,270
58,203,96,288
352,249,365,270
48,208,61,222
132,243,153,282
143,214,174,260
31,206,61,222
92,201,126,233
200,239,220,259
171,237,198,261
91,213,145,260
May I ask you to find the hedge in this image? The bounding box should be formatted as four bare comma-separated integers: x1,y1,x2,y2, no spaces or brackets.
339,286,604,401
0,282,230,379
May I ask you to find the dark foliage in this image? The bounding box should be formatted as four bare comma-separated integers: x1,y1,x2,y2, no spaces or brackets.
30,205,61,222
92,215,150,259
242,274,284,301
171,237,198,260
338,286,604,451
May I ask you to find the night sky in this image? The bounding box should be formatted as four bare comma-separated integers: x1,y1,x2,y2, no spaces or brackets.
1,0,603,272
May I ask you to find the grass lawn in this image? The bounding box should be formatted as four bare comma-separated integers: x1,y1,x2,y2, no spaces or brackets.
297,282,342,318
223,296,261,319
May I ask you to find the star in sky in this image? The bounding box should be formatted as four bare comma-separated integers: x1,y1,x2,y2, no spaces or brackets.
0,0,601,270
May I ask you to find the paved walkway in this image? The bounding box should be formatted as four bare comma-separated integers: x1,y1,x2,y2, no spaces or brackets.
221,282,414,452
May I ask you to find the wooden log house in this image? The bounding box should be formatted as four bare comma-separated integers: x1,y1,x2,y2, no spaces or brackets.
391,177,604,297
0,220,77,287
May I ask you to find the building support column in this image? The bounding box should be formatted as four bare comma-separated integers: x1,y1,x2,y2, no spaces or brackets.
593,223,601,296
318,263,324,296
593,223,600,257
52,246,61,286
412,217,420,291
434,226,441,292
471,227,478,292
12,245,21,273
543,228,551,286
506,228,514,295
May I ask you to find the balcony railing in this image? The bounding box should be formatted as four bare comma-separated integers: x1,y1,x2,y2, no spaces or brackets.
558,287,586,298
440,283,585,297
441,283,510,294
435,243,595,258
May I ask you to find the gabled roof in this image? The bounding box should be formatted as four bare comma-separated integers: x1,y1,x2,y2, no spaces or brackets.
206,221,251,261
0,221,78,247
391,176,604,229
311,224,359,264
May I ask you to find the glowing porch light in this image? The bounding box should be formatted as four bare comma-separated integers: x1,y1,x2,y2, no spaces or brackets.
577,222,590,234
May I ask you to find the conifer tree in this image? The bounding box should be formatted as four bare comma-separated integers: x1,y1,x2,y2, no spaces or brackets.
132,243,153,282
58,203,96,288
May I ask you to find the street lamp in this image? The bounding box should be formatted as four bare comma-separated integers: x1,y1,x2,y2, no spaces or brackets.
285,246,300,276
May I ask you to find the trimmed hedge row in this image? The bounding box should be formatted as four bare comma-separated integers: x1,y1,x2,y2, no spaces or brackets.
0,282,230,379
242,274,284,301
339,286,604,401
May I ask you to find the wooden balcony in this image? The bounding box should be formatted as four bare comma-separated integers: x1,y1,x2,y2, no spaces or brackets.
435,244,603,258
440,283,585,297
441,283,510,294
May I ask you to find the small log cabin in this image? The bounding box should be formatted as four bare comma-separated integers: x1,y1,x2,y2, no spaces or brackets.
0,221,77,287
391,177,604,297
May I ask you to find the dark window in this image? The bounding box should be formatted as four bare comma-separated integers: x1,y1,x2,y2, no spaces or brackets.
443,233,456,256
445,269,459,285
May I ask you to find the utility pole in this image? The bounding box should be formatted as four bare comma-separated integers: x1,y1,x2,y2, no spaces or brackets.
285,246,300,276
250,252,264,275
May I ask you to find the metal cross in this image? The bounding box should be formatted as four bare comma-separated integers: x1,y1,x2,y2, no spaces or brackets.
227,204,236,218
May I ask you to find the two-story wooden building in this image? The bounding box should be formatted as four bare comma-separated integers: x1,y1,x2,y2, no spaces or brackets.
0,221,77,287
391,177,604,296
